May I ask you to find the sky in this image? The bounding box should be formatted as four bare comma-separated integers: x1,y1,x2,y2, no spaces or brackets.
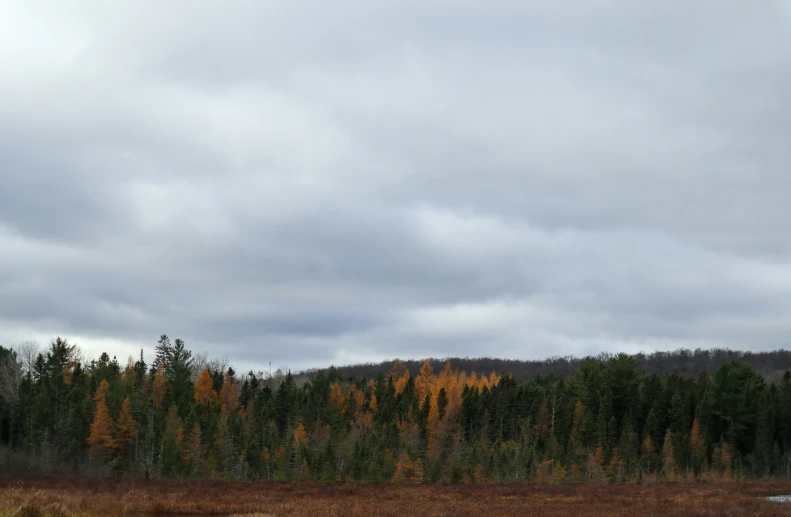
2,1,791,373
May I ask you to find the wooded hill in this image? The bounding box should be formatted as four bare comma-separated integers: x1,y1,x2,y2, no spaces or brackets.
301,348,791,383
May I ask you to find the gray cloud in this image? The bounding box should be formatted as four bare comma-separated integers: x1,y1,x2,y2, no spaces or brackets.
2,1,791,371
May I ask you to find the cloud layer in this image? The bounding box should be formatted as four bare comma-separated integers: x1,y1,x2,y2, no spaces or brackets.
2,1,791,371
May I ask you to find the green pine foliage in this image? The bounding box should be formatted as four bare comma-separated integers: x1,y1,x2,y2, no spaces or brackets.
2,339,791,482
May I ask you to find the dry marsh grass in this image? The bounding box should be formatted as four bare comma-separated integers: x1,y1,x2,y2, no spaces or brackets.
1,477,791,516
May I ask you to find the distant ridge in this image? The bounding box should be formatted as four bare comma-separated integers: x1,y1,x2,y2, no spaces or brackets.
300,348,791,382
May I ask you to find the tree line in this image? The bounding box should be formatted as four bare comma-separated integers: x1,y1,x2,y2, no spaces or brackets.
307,348,791,385
1,337,790,483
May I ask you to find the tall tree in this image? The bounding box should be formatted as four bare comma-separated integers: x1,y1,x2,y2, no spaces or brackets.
88,394,115,455
166,339,194,413
116,397,136,454
152,335,171,373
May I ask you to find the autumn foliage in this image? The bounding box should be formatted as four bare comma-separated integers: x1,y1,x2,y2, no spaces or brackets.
115,397,136,452
9,337,791,485
88,384,115,454
194,369,218,406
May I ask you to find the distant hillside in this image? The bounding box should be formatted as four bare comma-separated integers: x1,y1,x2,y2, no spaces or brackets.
300,348,791,383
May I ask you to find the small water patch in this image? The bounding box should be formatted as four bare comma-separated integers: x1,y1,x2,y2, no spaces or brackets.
766,495,791,503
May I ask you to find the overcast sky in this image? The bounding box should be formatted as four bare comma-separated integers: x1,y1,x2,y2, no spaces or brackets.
2,1,791,372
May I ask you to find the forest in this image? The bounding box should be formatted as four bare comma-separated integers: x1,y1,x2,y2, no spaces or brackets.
1,337,790,484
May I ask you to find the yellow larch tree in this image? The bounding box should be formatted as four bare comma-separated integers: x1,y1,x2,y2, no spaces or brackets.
194,369,219,406
88,394,116,454
115,396,136,453
689,418,706,473
415,360,434,402
390,361,410,395
219,371,240,414
329,381,345,409
293,423,309,447
466,371,479,388
94,379,110,403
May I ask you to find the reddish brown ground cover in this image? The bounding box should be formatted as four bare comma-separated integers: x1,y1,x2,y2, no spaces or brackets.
1,477,791,517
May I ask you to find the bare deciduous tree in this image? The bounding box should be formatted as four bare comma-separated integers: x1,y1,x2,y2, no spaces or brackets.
190,351,230,381
16,341,40,375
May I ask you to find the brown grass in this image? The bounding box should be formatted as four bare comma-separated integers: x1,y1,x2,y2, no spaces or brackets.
1,477,791,517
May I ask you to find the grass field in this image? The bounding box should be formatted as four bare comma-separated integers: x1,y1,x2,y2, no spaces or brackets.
1,477,791,517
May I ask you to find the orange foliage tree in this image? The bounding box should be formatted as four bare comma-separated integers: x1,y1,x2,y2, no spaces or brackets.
115,396,136,453
329,382,345,409
415,360,434,402
293,423,309,447
194,369,218,406
88,386,116,454
219,371,240,414
390,361,410,395
689,418,706,474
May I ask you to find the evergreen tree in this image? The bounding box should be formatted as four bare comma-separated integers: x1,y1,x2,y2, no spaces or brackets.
4,337,791,483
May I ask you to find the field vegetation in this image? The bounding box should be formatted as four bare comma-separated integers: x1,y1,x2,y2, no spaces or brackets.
1,477,791,517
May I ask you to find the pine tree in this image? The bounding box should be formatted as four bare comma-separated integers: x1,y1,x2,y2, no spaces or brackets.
160,405,183,477
152,335,171,373
220,370,240,414
151,364,167,410
436,387,449,420
165,339,193,412
533,398,551,439
571,401,585,437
